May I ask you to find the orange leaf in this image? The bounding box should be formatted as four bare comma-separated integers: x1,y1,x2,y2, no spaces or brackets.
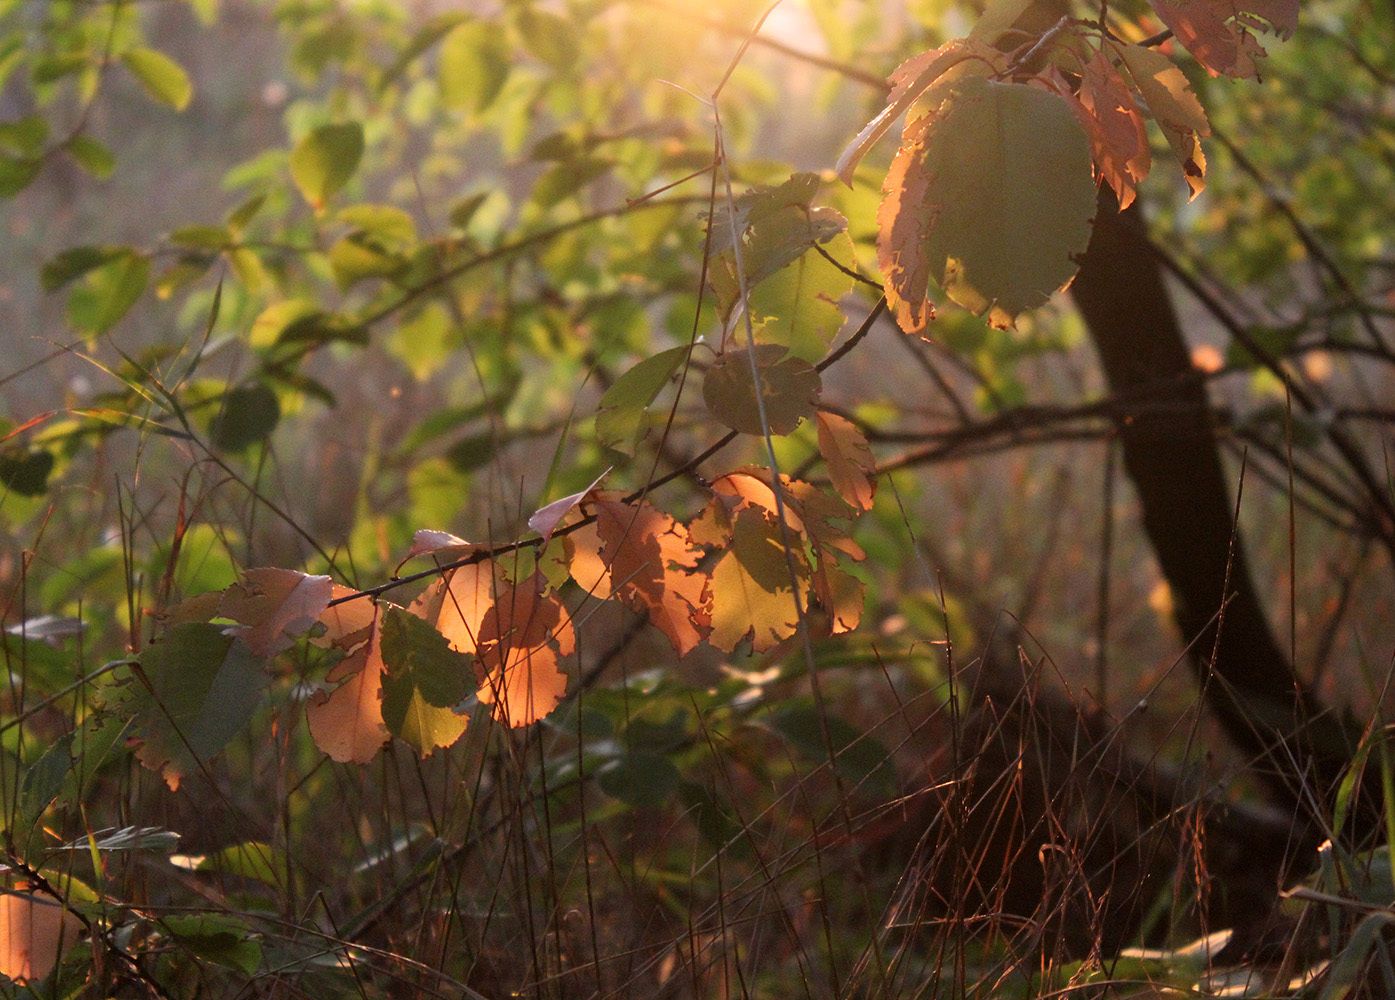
568,492,710,655
411,562,500,657
475,572,572,726
0,893,83,982
305,588,389,763
815,411,876,511
1055,54,1151,210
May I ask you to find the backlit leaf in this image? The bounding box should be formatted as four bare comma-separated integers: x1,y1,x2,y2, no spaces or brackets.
289,122,364,210
306,591,389,764
567,492,710,655
835,39,1006,185
705,501,807,652
65,250,149,335
878,77,1096,330
475,573,572,727
1116,42,1210,198
439,21,509,113
218,567,333,657
595,345,690,455
815,411,875,511
120,47,193,110
1147,0,1294,78
0,893,83,982
703,344,821,436
1066,53,1151,210
378,606,470,756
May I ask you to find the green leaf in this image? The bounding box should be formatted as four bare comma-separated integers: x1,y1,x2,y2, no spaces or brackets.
42,246,122,292
598,750,679,808
289,122,364,209
65,251,149,335
0,115,46,156
0,447,54,496
595,345,689,455
210,383,280,451
65,134,114,178
379,13,469,91
161,914,262,974
439,21,509,113
121,47,193,111
880,77,1096,329
197,841,286,888
130,623,268,790
769,702,897,799
377,606,471,756
703,344,821,436
0,154,40,197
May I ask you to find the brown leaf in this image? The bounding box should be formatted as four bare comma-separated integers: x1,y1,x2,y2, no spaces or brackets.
1148,0,1287,78
1063,54,1151,210
815,411,876,511
1117,42,1210,198
527,469,609,544
219,567,333,657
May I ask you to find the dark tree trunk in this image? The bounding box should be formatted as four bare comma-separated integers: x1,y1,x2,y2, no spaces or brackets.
1069,189,1366,832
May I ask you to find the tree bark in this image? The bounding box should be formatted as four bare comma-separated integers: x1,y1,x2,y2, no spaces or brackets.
1070,189,1365,831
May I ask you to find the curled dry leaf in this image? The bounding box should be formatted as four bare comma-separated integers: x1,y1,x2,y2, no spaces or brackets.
527,468,609,544
1053,53,1150,211
218,567,333,657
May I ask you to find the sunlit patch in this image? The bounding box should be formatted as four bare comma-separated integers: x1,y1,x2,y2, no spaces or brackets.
1190,342,1224,373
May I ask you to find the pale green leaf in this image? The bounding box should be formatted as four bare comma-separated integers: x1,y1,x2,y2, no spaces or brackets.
121,47,193,111
289,122,364,209
595,345,689,455
879,78,1096,329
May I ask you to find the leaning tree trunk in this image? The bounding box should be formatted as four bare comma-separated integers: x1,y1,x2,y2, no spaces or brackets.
1069,189,1368,835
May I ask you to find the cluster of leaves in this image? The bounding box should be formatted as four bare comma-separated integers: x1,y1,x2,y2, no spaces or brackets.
839,0,1295,331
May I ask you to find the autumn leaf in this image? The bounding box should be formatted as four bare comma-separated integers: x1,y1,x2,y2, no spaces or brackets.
1147,0,1296,79
305,588,389,764
815,411,876,511
878,77,1097,331
566,492,710,655
403,529,479,563
1116,41,1210,199
703,344,821,436
412,562,499,657
705,501,808,652
1056,52,1151,211
218,567,332,657
835,38,1007,185
474,572,572,727
0,893,83,982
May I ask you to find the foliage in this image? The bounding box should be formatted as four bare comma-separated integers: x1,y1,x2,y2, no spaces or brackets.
0,0,1392,995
